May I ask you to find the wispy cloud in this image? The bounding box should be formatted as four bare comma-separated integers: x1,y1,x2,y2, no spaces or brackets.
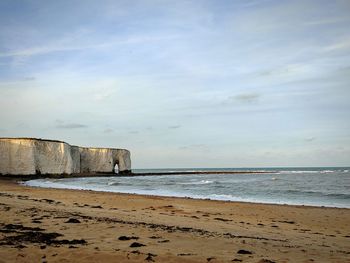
103,128,114,133
225,93,261,104
23,77,36,81
304,17,350,26
168,125,181,129
55,120,87,129
0,34,180,59
56,123,87,129
323,38,350,52
179,144,207,150
93,87,117,102
305,137,316,142
259,64,313,78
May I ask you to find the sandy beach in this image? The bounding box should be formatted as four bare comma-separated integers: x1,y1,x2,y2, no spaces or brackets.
0,179,349,263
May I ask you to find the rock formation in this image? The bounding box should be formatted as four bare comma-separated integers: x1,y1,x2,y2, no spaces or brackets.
0,138,131,176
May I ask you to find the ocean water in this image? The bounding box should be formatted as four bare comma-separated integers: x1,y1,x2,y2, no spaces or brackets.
24,167,350,208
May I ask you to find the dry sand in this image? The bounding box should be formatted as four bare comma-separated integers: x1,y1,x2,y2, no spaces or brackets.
0,179,349,263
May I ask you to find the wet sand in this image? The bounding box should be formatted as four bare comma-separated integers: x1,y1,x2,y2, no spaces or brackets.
0,179,349,262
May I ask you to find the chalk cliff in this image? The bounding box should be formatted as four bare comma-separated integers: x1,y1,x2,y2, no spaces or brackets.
79,148,131,174
0,138,131,176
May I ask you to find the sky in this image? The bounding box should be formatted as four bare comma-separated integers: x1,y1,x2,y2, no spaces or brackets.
0,0,350,168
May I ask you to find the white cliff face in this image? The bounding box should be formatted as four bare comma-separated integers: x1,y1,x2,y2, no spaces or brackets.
0,139,36,175
0,138,131,176
34,140,74,174
70,146,81,174
79,148,114,173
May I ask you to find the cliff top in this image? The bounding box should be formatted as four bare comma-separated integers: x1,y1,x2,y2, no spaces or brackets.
0,137,65,143
78,146,130,151
0,137,129,151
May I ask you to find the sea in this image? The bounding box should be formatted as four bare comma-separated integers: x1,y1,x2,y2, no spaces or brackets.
24,167,350,208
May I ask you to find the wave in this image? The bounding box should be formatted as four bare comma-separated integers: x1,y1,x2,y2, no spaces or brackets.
107,182,121,186
279,170,322,174
23,179,350,208
278,169,349,174
205,194,241,201
280,189,350,199
22,168,350,209
177,180,214,185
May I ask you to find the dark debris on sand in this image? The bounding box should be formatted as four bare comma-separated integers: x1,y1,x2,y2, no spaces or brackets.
257,259,276,263
0,223,87,247
118,235,139,241
145,253,157,262
129,242,146,248
65,218,81,223
237,249,253,254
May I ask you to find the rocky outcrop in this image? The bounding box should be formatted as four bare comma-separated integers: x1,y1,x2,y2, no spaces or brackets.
0,138,131,176
79,148,131,174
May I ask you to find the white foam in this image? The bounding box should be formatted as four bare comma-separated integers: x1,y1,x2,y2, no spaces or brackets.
178,180,214,185
23,168,350,209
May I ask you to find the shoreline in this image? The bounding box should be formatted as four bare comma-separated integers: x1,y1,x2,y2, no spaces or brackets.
1,179,349,262
20,172,350,209
0,170,276,180
23,182,350,210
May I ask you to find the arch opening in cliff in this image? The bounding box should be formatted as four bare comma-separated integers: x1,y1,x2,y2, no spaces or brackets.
114,163,119,174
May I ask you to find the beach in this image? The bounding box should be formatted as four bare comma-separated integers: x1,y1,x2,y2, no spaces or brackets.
0,179,349,262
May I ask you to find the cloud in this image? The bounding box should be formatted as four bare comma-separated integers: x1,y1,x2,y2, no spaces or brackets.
56,123,87,129
226,93,261,104
304,17,350,26
259,64,313,78
23,77,36,81
305,137,316,142
179,144,207,150
92,86,117,102
103,128,113,133
55,120,87,129
0,34,180,59
168,125,181,129
323,38,350,52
